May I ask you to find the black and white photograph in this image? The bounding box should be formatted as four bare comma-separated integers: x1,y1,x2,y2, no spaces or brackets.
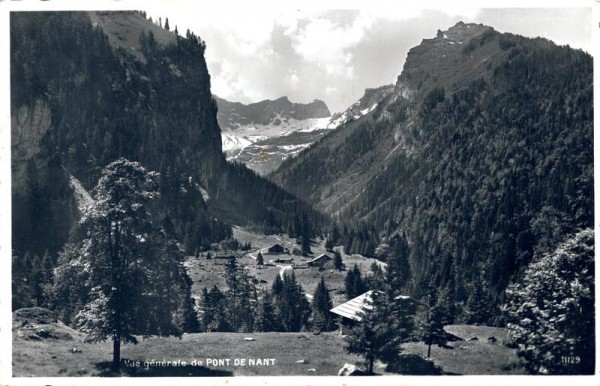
0,0,597,384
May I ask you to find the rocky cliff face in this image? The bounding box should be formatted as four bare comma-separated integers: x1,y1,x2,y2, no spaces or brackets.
327,84,395,129
12,99,77,255
216,96,330,130
11,11,320,256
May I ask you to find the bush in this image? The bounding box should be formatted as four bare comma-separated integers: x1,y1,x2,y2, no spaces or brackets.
503,229,594,374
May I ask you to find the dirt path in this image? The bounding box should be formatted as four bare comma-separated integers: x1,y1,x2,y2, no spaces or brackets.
277,264,292,278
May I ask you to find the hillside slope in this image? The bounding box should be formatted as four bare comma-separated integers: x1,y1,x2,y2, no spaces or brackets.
271,22,593,312
11,11,321,257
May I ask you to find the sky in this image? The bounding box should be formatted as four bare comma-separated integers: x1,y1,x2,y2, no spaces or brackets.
140,5,591,114
138,5,592,114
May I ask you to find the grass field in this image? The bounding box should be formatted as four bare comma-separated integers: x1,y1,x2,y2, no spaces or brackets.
402,325,524,375
13,320,362,377
13,310,524,377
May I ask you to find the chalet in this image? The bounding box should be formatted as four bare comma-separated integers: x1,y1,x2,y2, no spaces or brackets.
330,291,413,335
261,244,287,255
307,253,331,267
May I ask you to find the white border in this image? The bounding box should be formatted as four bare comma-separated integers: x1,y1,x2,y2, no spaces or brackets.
0,1,598,386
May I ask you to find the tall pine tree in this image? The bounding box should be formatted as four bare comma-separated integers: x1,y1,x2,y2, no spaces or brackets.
345,291,402,374
312,277,335,332
55,159,196,371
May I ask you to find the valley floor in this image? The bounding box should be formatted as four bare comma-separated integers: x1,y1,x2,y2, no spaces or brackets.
12,227,524,377
13,321,523,377
185,226,385,306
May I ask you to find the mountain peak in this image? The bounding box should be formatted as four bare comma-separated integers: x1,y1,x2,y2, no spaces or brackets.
216,96,331,131
397,22,500,95
442,22,492,41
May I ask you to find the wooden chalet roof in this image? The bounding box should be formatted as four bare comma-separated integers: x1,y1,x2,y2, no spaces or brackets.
329,291,412,322
308,254,331,263
329,291,374,322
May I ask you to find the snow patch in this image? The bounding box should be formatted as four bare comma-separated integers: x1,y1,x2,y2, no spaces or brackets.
221,133,253,152
360,103,378,115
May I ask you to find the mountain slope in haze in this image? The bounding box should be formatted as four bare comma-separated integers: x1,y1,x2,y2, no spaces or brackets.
216,96,332,175
271,22,593,316
326,84,395,128
11,11,321,257
217,85,394,175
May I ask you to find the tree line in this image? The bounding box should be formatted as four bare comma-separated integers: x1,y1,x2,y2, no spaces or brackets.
272,30,593,326
199,259,335,334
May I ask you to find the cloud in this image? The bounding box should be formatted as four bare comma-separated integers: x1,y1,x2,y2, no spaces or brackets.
144,5,591,113
282,12,373,78
210,59,266,102
286,73,300,90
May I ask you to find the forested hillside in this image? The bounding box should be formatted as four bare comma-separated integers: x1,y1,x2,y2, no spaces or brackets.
271,22,593,320
11,11,322,259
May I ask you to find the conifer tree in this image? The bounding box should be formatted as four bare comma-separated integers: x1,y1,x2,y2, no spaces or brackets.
164,17,170,31
272,273,284,297
367,261,385,292
52,243,90,325
225,257,240,329
345,291,402,374
177,271,200,332
54,159,194,371
436,284,456,325
237,266,256,332
256,251,264,266
200,287,211,332
212,294,232,332
256,291,279,331
312,277,335,332
325,238,334,251
334,250,343,271
345,264,365,299
12,251,33,310
419,288,448,358
223,257,255,331
331,224,340,245
386,234,411,298
275,271,311,331
466,274,490,325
